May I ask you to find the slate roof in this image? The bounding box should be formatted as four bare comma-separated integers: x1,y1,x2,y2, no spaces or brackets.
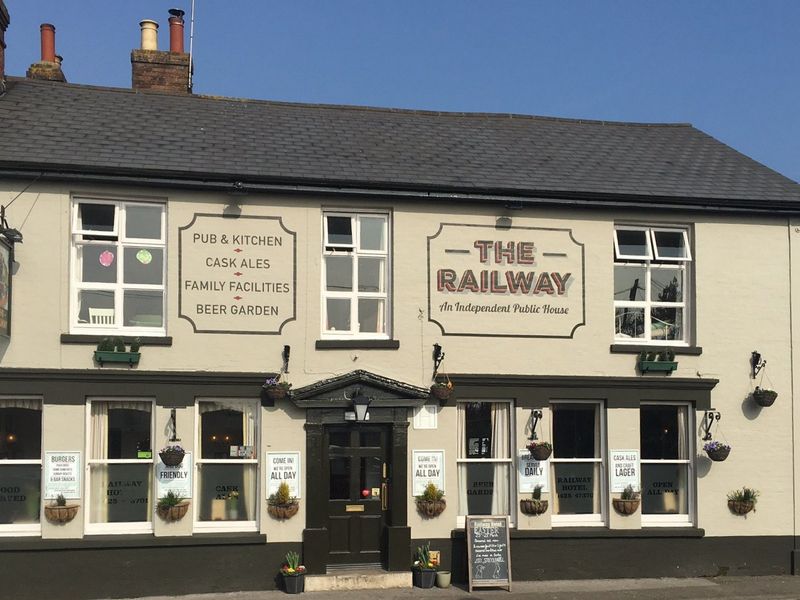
1,77,798,206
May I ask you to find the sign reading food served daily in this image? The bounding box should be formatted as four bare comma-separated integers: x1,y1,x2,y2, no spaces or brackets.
178,214,296,333
428,223,584,337
517,450,550,494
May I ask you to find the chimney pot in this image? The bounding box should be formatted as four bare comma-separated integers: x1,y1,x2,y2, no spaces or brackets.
40,23,55,62
139,19,158,51
168,13,185,53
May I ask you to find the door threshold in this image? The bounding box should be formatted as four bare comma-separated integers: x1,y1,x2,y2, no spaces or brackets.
325,562,384,574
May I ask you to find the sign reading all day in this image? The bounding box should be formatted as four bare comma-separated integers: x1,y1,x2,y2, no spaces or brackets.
428,223,585,337
44,451,81,499
156,452,193,498
178,214,296,334
266,452,301,498
412,450,445,496
517,450,550,494
610,449,640,492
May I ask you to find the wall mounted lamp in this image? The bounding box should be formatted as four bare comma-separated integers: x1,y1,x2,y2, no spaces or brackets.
345,387,371,422
529,409,543,441
432,343,445,378
701,409,721,441
751,351,766,379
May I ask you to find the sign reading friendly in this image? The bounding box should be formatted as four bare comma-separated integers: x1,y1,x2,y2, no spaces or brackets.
44,451,81,499
412,450,445,496
610,449,640,493
428,224,584,337
179,214,296,334
156,452,193,499
266,452,301,498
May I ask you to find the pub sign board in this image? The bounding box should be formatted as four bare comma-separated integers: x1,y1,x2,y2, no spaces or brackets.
0,237,11,337
428,223,585,337
466,515,512,592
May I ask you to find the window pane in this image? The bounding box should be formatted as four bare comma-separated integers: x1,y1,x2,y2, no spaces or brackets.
326,298,351,332
360,431,381,447
359,217,385,251
79,203,115,232
358,257,384,293
0,407,41,459
0,465,41,524
196,463,257,521
614,265,645,302
642,463,688,514
125,205,162,239
106,406,152,459
90,463,152,523
458,462,509,516
124,248,164,285
329,431,350,448
358,299,385,334
465,403,492,458
553,405,597,459
329,457,350,500
200,401,256,460
360,456,382,500
615,307,644,339
79,244,118,283
653,230,688,260
640,406,687,460
78,290,115,325
327,216,353,246
651,268,682,303
123,290,163,328
616,229,649,258
553,463,600,514
326,256,353,291
651,307,683,341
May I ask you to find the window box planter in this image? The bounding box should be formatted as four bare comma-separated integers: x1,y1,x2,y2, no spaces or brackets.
416,498,446,518
157,500,190,522
520,498,548,516
753,388,777,407
93,350,141,367
44,503,79,524
637,360,678,374
612,498,640,515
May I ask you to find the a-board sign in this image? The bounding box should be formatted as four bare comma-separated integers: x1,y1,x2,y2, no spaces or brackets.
466,515,512,592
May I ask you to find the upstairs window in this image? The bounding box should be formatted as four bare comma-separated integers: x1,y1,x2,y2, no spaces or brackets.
71,199,166,335
322,212,390,338
613,226,692,344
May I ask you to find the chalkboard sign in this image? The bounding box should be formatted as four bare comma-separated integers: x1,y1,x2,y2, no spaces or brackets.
466,515,512,592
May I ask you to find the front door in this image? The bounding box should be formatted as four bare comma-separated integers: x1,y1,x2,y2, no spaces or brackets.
326,425,389,566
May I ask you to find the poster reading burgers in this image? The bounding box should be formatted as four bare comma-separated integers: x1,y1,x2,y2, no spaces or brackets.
0,239,10,337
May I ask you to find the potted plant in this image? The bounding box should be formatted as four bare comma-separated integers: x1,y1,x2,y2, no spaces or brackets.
43,494,79,524
703,440,731,462
415,482,446,518
280,551,306,594
263,375,292,401
752,386,778,407
526,440,552,461
436,568,451,588
93,337,141,367
411,542,437,589
159,443,186,467
520,484,548,516
637,349,678,374
429,378,453,403
156,490,190,522
612,484,640,515
268,482,299,519
728,487,759,515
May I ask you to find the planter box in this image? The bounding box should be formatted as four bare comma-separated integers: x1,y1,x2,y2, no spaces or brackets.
637,360,677,374
94,351,141,367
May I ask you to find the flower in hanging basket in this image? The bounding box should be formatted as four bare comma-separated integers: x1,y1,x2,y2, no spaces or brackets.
612,484,641,515
263,375,292,401
520,484,548,515
44,493,80,524
727,486,759,515
703,440,731,462
156,490,190,521
429,379,454,401
268,481,299,519
752,386,778,407
159,444,186,467
415,482,446,518
526,440,552,461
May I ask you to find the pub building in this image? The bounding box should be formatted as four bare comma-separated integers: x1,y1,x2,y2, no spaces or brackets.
1,5,800,598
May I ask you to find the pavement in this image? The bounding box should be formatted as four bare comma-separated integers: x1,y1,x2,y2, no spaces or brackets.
115,576,800,600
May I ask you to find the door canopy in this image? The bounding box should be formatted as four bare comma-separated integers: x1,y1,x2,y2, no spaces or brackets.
290,370,430,409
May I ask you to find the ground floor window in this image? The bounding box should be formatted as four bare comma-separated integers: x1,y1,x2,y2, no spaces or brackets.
0,398,42,534
640,403,693,525
551,401,605,525
195,399,258,530
457,401,512,523
87,399,153,533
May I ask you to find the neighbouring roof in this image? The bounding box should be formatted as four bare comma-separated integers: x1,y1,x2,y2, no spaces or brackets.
1,77,799,208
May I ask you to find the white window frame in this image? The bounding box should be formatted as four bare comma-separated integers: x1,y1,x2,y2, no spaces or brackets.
0,396,42,537
550,400,607,527
613,225,692,345
70,197,167,336
321,210,391,339
640,402,695,527
193,398,259,533
456,399,515,528
84,397,155,535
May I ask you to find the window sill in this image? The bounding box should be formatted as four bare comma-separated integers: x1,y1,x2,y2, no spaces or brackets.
315,339,399,350
0,532,266,552
451,527,704,540
61,334,173,346
610,344,702,356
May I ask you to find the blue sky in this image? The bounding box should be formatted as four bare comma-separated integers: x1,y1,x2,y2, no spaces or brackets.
5,1,799,183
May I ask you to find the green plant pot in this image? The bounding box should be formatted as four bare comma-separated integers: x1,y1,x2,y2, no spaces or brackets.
93,351,141,367
637,360,677,374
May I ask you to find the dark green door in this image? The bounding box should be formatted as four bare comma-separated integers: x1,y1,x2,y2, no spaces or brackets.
326,425,389,566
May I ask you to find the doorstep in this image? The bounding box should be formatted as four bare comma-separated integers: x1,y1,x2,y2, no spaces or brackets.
305,566,411,591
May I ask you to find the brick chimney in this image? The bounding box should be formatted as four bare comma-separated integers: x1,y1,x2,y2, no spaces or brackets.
0,0,10,84
131,10,192,94
26,23,66,82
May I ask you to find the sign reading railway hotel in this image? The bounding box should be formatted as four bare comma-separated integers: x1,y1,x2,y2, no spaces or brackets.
179,214,296,334
428,223,584,337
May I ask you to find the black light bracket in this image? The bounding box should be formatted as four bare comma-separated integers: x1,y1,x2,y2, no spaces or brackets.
0,205,23,245
751,351,766,379
282,345,291,374
168,408,181,442
529,409,543,440
702,409,721,441
432,343,445,378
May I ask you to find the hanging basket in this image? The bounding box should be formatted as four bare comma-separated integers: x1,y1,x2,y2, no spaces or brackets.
728,500,755,516
416,498,446,518
612,498,640,515
157,500,190,522
753,389,777,407
44,504,80,524
268,502,299,520
429,385,452,401
159,448,186,467
528,445,552,461
264,385,289,401
706,446,731,462
520,499,548,516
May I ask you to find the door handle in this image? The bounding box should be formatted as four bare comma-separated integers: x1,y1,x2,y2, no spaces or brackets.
381,483,389,510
